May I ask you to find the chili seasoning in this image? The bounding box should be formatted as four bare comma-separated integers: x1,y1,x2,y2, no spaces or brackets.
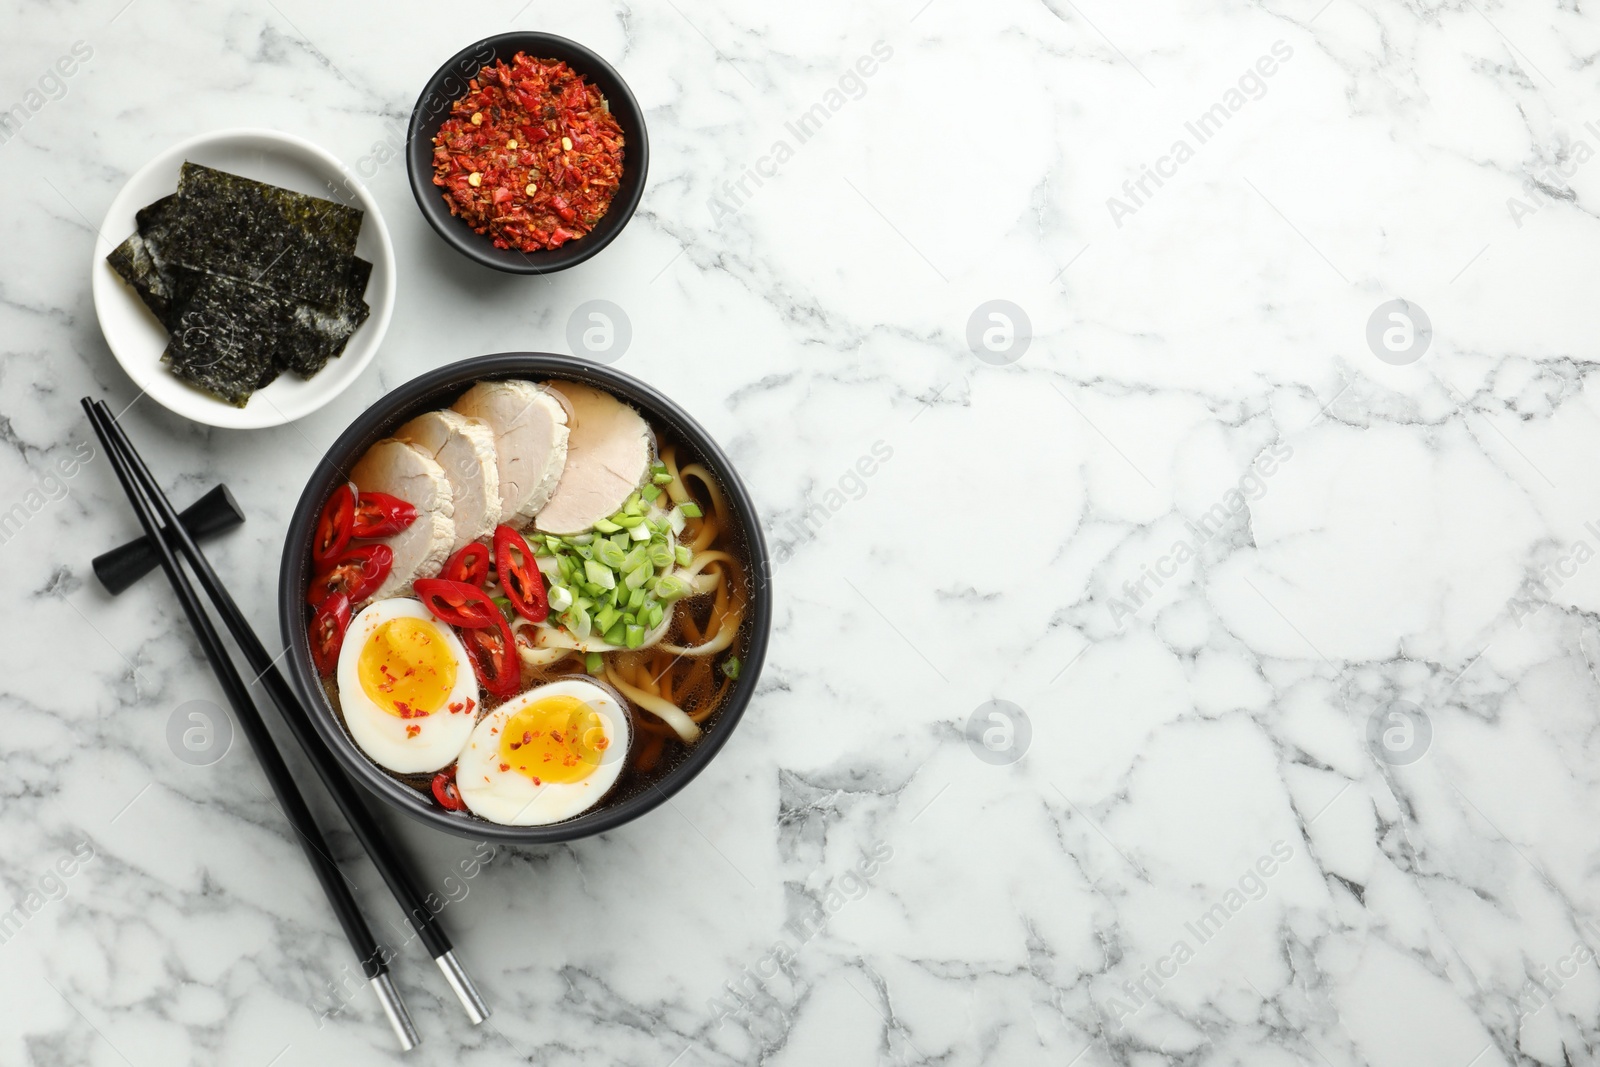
431,53,626,252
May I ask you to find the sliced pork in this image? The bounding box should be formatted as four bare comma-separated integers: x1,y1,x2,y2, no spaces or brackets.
349,439,454,600
394,409,500,552
451,380,569,528
534,381,653,535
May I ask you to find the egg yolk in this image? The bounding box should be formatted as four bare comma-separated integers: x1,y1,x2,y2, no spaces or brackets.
358,617,457,718
498,694,610,785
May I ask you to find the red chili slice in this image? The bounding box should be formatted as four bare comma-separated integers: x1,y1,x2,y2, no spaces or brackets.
312,483,355,568
351,492,418,538
309,592,351,676
441,541,491,587
462,614,520,699
307,544,393,607
414,578,500,629
431,767,468,811
494,525,548,623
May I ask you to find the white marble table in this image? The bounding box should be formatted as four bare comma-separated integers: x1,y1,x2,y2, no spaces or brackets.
3,0,1600,1064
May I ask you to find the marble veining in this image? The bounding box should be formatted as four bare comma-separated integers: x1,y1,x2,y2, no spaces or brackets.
4,0,1600,1064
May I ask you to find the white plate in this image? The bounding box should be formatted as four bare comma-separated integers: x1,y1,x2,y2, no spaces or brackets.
92,129,396,430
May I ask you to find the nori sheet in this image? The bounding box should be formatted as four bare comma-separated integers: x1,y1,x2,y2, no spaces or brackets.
105,195,179,323
103,163,371,406
179,162,362,253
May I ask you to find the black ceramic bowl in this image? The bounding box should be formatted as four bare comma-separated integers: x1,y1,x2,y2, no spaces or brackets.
405,33,649,274
279,354,769,842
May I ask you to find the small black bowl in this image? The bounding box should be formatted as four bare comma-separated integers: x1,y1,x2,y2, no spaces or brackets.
405,33,649,274
278,354,770,843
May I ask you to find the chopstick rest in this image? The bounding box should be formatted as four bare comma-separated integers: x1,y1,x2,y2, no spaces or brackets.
93,484,244,595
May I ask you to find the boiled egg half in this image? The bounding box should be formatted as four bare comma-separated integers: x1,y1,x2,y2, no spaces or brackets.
456,678,630,825
336,598,479,774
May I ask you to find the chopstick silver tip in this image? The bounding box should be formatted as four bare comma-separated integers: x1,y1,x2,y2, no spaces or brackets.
435,950,491,1024
371,972,421,1051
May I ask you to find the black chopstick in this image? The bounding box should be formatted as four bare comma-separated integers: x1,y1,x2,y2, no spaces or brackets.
82,400,423,1051
91,401,489,1024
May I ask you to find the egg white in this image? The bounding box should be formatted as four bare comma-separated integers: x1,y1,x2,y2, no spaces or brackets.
336,598,480,774
456,679,630,826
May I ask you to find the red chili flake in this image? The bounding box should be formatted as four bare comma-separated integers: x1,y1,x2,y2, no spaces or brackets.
499,762,511,772
431,53,626,253
406,725,421,738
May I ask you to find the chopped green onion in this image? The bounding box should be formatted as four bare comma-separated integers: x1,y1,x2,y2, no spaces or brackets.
624,562,652,590
624,624,645,649
574,596,594,612
722,656,741,680
667,507,687,535
641,484,661,503
594,540,626,569
679,502,703,519
595,604,621,634
583,559,616,590
566,532,594,545
645,602,664,629
629,522,652,541
647,542,673,568
610,531,630,550
675,545,693,567
624,492,643,515
547,585,574,613
592,517,622,534
621,544,647,571
492,595,516,623
603,621,627,646
653,574,688,601
627,586,646,611
614,512,645,528
652,472,674,486
585,651,604,675
567,606,592,639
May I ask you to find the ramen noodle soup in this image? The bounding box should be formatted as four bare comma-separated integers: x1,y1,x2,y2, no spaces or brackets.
302,379,751,825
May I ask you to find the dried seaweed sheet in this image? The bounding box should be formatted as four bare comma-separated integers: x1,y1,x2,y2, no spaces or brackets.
105,195,179,323
163,164,363,304
103,163,371,407
163,267,371,398
161,272,282,406
179,162,362,253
